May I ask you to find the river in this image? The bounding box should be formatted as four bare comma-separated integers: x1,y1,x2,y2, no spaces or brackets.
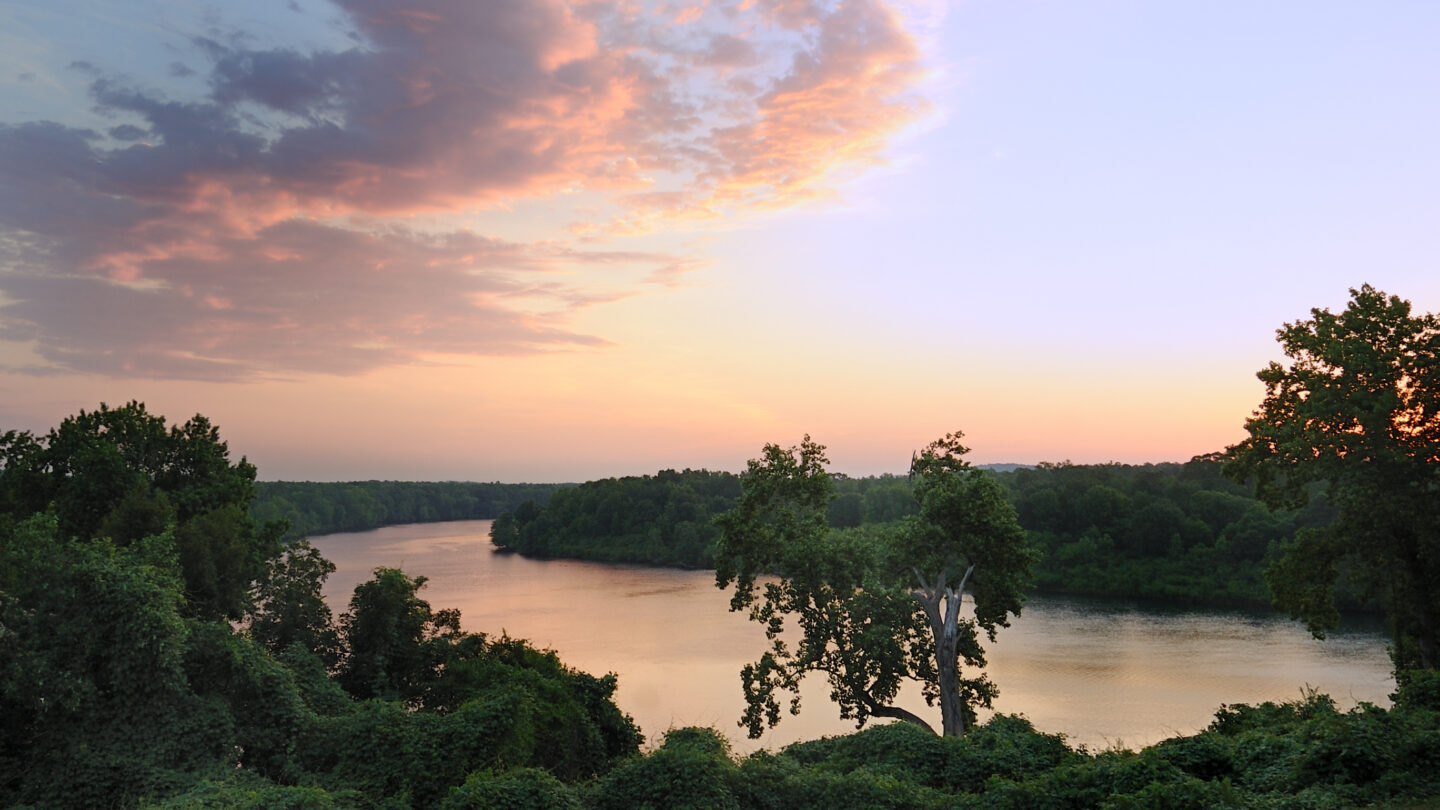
313,519,1394,753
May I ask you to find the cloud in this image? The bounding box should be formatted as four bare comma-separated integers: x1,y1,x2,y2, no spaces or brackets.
699,0,929,210
0,0,933,380
0,219,680,380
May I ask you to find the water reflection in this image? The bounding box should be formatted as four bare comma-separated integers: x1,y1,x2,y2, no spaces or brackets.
314,520,1393,752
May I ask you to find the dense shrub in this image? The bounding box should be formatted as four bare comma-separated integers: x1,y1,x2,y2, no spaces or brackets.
441,768,581,810
589,727,742,810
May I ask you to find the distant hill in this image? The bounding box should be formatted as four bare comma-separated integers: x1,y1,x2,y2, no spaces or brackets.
979,463,1035,473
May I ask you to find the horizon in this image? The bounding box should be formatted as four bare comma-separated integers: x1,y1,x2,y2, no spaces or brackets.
3,1,1438,482
251,459,1209,486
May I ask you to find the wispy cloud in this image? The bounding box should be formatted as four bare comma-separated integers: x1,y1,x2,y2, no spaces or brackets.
0,0,933,380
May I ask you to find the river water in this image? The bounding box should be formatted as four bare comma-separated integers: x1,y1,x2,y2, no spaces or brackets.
313,519,1394,753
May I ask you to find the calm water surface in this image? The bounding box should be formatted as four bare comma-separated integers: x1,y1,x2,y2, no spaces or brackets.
314,520,1393,752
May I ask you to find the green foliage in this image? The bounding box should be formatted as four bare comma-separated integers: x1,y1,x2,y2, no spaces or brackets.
903,443,1038,637
1226,285,1440,672
316,565,644,797
736,751,953,810
1196,687,1440,803
1393,668,1440,712
441,768,581,810
176,502,278,619
589,727,743,810
422,635,645,779
854,474,921,524
253,480,567,539
715,434,1035,738
779,715,1075,795
2,407,650,809
944,714,1079,791
0,401,282,621
900,434,1037,735
297,694,536,807
715,438,931,736
0,516,227,808
492,469,741,567
337,568,463,702
250,538,343,668
182,621,313,782
293,633,642,806
491,455,1332,614
557,681,1437,810
1148,732,1234,781
1004,459,1332,607
140,771,347,809
489,469,920,572
275,642,353,717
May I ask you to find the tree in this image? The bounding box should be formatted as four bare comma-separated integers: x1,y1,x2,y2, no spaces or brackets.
337,567,464,702
248,538,342,669
714,433,1036,738
0,516,226,807
900,433,1038,735
0,401,283,620
1225,285,1440,673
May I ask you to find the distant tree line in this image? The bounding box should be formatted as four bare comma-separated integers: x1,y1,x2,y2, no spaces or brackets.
489,460,1355,609
491,469,741,567
252,480,568,539
263,461,1361,612
1006,460,1350,607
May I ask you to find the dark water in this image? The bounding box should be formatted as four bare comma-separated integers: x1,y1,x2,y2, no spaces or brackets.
314,519,1393,752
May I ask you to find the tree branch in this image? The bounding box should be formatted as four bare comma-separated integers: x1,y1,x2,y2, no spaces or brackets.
944,564,975,640
867,702,938,735
956,563,975,600
911,566,931,595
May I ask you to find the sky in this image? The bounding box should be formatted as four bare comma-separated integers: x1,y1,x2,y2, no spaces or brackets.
1,0,1437,482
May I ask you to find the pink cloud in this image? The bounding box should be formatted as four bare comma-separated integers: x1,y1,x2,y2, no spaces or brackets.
0,0,933,380
0,220,685,380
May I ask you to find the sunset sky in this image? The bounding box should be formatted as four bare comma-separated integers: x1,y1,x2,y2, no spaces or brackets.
2,0,1437,482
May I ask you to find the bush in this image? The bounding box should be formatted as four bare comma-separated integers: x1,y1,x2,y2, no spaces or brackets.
441,768,580,810
589,727,740,810
1149,733,1234,781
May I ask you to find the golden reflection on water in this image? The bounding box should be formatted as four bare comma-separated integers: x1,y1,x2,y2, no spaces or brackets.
314,520,1393,753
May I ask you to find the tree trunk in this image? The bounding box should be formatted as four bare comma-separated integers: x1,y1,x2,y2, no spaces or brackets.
913,564,974,737
936,622,964,736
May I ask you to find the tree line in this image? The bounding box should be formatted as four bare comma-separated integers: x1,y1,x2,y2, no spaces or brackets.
490,468,741,567
489,460,1345,609
1007,459,1345,607
252,479,567,539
